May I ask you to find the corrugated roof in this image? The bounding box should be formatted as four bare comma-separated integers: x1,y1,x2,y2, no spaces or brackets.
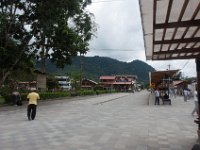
100,76,115,80
173,80,184,86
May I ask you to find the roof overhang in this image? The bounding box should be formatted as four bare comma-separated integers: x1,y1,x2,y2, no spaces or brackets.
150,70,179,86
139,0,200,60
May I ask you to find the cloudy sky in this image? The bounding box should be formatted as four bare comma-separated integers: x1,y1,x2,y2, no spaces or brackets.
86,0,197,77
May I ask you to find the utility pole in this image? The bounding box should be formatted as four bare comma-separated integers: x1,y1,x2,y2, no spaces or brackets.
168,64,171,71
167,64,171,96
80,53,83,90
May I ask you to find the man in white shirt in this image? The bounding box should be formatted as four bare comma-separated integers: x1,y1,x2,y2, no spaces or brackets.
154,89,160,105
192,90,198,116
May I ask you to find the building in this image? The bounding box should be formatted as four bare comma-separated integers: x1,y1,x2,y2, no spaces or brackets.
34,70,47,91
99,75,137,92
55,76,71,91
81,79,98,90
17,81,37,91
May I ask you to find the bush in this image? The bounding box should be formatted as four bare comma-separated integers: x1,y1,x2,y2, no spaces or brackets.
21,91,70,101
0,86,12,104
78,90,96,96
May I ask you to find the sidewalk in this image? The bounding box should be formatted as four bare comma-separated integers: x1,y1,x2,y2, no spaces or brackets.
0,91,198,150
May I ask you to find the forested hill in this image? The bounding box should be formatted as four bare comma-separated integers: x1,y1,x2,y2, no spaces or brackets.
40,56,155,82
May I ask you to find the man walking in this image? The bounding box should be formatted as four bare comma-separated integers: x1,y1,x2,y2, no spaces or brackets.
154,88,160,105
27,89,40,121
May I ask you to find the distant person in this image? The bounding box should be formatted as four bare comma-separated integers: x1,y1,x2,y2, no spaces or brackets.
27,89,40,121
163,92,171,105
183,89,188,102
154,88,160,105
163,93,169,99
192,90,198,116
12,90,21,106
174,88,177,98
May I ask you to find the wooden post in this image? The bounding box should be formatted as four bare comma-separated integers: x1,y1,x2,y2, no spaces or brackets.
196,58,200,143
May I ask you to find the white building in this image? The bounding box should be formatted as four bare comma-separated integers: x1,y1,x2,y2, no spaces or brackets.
55,76,71,91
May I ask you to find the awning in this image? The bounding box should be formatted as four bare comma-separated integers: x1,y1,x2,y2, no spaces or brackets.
139,0,200,60
150,70,179,86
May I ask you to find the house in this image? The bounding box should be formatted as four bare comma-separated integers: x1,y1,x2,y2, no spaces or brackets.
81,79,98,90
55,76,71,91
17,81,37,91
173,80,185,95
34,70,47,91
99,75,137,92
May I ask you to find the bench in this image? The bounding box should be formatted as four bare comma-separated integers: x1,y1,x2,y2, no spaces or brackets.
162,98,171,105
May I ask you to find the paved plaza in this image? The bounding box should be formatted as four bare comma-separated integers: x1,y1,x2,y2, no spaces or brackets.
0,91,198,150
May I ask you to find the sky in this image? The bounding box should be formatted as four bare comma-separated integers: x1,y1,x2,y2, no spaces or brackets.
85,0,197,78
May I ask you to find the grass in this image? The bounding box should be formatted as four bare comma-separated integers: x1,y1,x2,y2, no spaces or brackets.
0,96,5,104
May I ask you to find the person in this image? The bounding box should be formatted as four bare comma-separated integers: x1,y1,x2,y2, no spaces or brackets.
183,89,188,102
174,88,177,98
163,93,169,99
163,92,171,105
154,88,160,105
27,89,40,121
192,90,198,116
12,90,21,106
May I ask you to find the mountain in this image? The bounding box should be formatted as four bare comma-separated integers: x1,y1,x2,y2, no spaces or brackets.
37,56,155,82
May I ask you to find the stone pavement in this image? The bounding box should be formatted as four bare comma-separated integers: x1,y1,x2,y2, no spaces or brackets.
0,91,198,150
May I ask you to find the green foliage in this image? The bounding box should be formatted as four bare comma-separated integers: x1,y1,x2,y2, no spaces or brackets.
46,76,59,91
0,95,4,104
21,92,70,101
0,86,11,104
37,56,155,83
78,90,96,96
39,92,70,100
0,0,96,86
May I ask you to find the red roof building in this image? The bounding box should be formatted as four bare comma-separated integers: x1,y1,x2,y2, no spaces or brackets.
99,75,137,92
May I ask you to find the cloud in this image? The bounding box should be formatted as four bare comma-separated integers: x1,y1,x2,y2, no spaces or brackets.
86,0,197,77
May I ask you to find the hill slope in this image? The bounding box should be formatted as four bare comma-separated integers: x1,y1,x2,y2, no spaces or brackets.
38,56,155,82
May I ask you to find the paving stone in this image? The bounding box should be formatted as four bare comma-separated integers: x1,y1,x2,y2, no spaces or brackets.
0,91,198,150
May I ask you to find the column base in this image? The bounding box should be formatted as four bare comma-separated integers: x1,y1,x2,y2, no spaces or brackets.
197,130,200,143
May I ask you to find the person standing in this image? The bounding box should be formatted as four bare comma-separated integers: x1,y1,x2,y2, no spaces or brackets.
192,90,198,116
154,88,160,105
27,89,40,120
183,89,188,102
12,90,21,106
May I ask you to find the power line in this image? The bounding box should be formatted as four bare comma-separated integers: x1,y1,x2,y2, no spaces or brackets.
92,0,125,3
181,60,190,70
91,48,143,51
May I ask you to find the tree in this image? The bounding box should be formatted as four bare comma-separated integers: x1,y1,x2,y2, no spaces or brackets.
0,0,96,87
46,76,59,91
0,1,34,86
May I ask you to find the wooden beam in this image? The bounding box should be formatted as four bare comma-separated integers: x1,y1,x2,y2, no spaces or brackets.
152,0,157,60
160,0,173,54
168,0,190,58
153,54,200,60
154,37,200,44
155,20,200,29
154,47,200,54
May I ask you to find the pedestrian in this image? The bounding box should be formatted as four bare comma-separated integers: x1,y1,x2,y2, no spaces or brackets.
11,90,21,106
192,90,198,116
174,88,177,98
183,89,188,102
27,89,40,121
154,88,160,105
